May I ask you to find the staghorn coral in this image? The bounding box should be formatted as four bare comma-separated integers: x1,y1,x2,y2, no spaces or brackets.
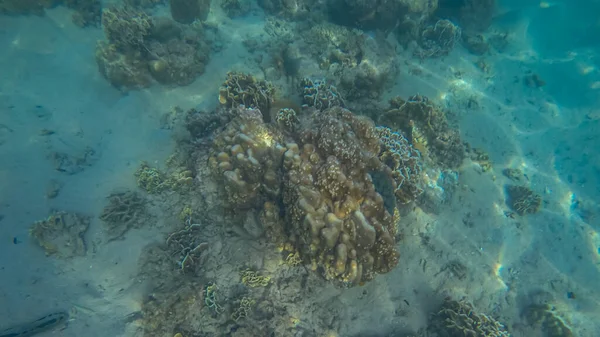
29,211,90,258
218,72,276,121
379,95,465,169
300,78,344,111
430,297,511,337
99,190,147,240
416,19,461,58
505,185,542,216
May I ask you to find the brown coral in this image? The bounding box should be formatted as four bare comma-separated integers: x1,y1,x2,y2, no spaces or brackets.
218,72,276,121
379,95,465,169
208,106,422,286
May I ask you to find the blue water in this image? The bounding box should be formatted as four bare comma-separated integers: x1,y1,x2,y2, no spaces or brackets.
0,0,599,336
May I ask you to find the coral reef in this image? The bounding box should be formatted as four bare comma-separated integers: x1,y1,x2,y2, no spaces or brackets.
378,95,465,169
218,72,277,121
525,304,574,337
208,106,284,208
135,162,194,194
505,185,542,216
300,78,344,111
169,0,210,24
209,105,424,286
96,6,211,90
302,22,398,100
436,0,496,33
0,0,101,27
429,297,511,337
257,0,322,20
166,223,209,274
376,126,424,204
220,0,251,18
29,211,90,258
327,0,438,33
99,190,147,240
416,19,461,58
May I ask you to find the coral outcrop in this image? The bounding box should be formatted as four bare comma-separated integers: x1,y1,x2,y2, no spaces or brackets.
208,104,425,286
505,185,542,216
218,72,277,120
378,95,465,169
302,22,397,100
327,0,438,34
169,0,210,24
430,297,511,337
416,19,461,58
96,6,210,90
29,211,90,258
0,0,101,27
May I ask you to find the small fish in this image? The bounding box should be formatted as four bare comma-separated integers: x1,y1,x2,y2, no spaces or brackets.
0,311,68,337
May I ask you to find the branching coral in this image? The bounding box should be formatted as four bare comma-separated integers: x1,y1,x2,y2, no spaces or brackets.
505,185,542,216
430,297,511,337
166,223,209,273
99,190,147,240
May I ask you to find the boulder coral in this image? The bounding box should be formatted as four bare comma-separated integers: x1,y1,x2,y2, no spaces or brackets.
209,105,425,286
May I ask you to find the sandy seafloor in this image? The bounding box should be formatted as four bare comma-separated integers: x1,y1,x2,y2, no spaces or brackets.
1,1,600,337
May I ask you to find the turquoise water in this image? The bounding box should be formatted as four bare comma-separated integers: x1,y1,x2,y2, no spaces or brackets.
0,1,598,336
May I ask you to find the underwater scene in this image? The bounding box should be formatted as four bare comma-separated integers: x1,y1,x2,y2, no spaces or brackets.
0,0,599,336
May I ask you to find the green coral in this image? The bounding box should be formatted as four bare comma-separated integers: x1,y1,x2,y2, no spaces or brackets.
230,296,255,322
240,269,271,287
204,283,223,315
